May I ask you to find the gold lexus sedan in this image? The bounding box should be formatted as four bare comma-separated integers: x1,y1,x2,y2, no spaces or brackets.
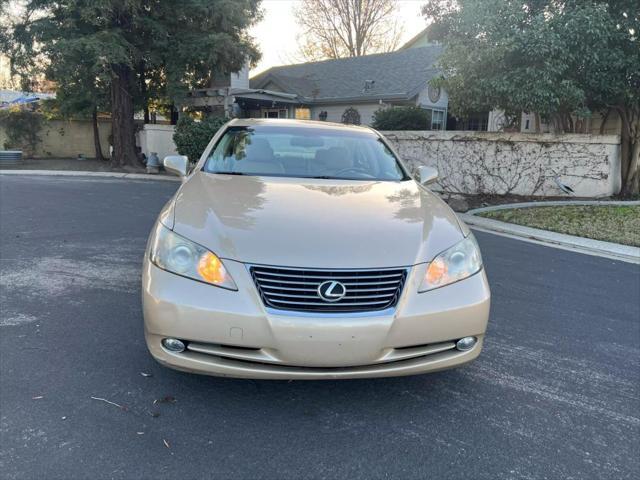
143,119,490,379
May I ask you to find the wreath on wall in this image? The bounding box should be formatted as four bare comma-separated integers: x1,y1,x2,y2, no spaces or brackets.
341,107,361,125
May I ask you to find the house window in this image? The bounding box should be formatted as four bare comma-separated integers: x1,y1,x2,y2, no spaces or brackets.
263,109,288,118
420,107,447,130
431,109,445,130
295,108,311,120
457,112,489,131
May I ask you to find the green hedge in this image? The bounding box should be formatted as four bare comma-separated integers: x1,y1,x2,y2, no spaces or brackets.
173,116,227,162
371,106,430,130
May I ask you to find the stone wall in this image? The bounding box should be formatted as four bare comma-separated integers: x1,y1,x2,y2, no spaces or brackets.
382,131,621,197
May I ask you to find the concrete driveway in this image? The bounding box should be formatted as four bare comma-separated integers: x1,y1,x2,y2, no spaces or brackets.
1,175,638,479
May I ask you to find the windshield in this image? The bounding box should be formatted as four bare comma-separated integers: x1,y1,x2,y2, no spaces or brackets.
203,125,409,181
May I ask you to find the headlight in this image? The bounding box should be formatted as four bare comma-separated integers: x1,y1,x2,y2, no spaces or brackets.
149,223,237,290
419,234,482,292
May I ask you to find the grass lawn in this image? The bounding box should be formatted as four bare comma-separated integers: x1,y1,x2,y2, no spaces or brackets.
479,205,640,247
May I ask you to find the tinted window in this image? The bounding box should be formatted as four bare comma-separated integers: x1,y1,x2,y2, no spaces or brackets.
203,125,408,181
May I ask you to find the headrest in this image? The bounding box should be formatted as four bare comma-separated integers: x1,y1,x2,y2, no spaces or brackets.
314,149,332,165
244,138,274,162
323,147,352,170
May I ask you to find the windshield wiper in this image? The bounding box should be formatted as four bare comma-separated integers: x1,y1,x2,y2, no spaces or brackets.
217,171,245,175
309,175,336,179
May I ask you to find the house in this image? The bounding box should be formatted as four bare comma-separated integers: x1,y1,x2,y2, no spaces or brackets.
182,27,619,135
183,45,449,130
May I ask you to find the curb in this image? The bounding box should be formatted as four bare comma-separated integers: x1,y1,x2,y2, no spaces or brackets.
460,213,640,264
467,199,640,215
0,169,181,182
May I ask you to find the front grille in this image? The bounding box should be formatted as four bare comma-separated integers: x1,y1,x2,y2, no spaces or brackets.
250,265,407,313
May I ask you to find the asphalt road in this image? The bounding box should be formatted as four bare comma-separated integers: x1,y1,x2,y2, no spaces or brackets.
1,175,639,480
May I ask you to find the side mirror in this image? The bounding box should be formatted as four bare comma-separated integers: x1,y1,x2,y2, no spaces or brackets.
417,165,438,185
163,155,189,177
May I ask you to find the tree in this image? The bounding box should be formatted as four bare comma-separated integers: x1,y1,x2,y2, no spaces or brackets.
423,0,639,194
55,73,110,162
41,29,111,161
294,0,403,61
10,0,262,169
0,1,9,51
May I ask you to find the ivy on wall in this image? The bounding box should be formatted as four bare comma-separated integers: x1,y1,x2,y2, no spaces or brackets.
0,110,43,156
384,131,617,197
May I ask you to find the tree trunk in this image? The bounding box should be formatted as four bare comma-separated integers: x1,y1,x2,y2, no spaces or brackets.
621,122,630,183
92,107,105,161
110,64,140,169
621,133,639,195
599,108,611,135
626,139,640,194
619,109,640,195
139,60,149,124
170,104,179,125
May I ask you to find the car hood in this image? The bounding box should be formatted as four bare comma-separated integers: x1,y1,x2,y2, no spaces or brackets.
170,172,465,269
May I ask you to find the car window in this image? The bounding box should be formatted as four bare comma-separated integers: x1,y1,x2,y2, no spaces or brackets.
203,125,408,181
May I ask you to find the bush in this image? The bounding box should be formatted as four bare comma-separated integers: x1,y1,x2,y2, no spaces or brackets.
173,115,227,162
0,109,43,156
371,106,430,130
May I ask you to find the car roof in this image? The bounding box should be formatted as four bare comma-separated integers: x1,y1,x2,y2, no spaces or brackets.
227,118,377,134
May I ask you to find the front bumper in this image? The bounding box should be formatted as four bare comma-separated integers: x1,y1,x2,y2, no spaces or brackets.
142,258,491,379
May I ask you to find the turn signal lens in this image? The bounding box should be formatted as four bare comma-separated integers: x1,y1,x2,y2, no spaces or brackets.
425,258,447,285
197,252,227,285
419,234,482,292
149,223,237,290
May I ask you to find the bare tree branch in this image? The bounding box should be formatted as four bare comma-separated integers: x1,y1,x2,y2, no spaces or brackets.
293,0,403,61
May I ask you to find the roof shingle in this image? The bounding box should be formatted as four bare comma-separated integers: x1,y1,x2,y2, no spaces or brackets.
250,46,442,102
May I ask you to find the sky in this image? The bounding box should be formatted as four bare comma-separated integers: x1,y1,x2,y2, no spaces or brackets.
249,0,429,75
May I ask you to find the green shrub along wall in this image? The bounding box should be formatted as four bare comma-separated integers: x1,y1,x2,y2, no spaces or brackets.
372,107,431,130
173,116,227,162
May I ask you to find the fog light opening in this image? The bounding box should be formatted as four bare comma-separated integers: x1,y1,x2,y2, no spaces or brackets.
456,336,477,351
162,338,186,353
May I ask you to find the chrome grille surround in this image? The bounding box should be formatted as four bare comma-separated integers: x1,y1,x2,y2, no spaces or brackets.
249,265,409,314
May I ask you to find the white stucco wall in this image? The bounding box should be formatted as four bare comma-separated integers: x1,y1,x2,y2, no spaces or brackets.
382,131,621,197
137,124,178,161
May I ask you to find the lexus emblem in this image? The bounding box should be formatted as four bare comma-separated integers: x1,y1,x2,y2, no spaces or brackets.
317,280,347,302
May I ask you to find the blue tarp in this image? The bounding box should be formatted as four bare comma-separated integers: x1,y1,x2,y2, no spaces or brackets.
0,95,46,110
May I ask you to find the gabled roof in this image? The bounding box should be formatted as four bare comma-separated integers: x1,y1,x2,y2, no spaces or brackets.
250,45,443,103
399,28,438,50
